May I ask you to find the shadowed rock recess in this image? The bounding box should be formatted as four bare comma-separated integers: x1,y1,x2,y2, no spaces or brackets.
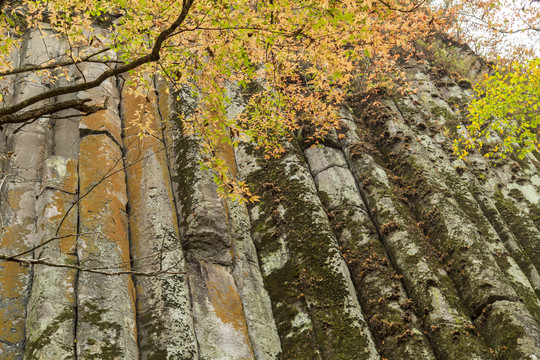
1,31,540,360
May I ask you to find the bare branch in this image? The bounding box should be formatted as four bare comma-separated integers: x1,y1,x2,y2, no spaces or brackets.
0,98,106,125
461,12,540,34
53,133,172,237
7,233,89,259
0,254,186,276
0,47,117,77
376,0,427,13
0,0,195,124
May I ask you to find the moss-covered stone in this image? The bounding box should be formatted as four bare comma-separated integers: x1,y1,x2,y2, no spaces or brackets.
78,301,123,360
24,307,75,360
305,146,435,359
494,190,540,272
244,144,379,359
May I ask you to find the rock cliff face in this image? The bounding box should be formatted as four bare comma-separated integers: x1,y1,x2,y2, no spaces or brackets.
2,30,540,360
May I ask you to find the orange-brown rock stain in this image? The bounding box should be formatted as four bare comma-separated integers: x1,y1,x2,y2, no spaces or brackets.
1,187,25,212
122,79,162,139
80,110,122,144
123,150,143,264
123,81,163,262
78,125,138,346
123,79,184,263
79,135,131,268
122,81,182,346
44,162,79,301
0,186,35,347
204,264,252,345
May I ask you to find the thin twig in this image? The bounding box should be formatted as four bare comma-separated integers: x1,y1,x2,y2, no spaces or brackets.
0,254,186,276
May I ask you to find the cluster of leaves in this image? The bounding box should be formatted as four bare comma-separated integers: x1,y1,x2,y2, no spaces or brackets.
454,58,540,159
0,0,439,199
433,0,540,160
436,0,540,62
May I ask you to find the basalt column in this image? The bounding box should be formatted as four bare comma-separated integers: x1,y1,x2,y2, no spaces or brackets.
170,95,257,360
75,59,138,359
23,34,81,360
236,141,380,360
304,144,436,359
0,27,57,360
120,77,198,360
349,59,540,357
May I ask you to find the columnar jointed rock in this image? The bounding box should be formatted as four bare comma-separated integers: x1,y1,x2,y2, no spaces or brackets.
347,61,540,357
23,33,80,360
304,145,436,359
338,114,492,359
121,78,198,360
169,112,281,359
236,142,379,360
0,28,56,360
24,157,78,360
2,29,540,360
76,63,138,359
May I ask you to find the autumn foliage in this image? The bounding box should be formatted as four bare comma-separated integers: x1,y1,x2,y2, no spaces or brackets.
3,1,538,195
440,0,540,159
0,0,444,198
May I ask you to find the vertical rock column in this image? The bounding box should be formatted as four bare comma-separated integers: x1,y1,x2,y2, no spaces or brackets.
0,28,55,360
487,158,540,274
221,87,282,360
24,40,80,360
226,197,283,360
410,69,540,297
393,70,540,357
75,61,138,359
24,157,78,359
120,78,198,359
0,39,18,360
338,114,491,359
304,144,436,359
166,85,284,360
236,142,379,360
396,66,540,318
170,125,255,360
360,91,540,357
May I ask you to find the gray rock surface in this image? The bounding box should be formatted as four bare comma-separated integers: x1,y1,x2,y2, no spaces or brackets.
1,29,540,360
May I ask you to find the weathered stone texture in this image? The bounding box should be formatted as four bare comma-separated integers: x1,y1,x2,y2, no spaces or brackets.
121,78,198,360
304,145,435,360
1,27,57,359
77,131,138,360
171,127,257,359
2,32,540,360
24,157,78,360
238,142,379,360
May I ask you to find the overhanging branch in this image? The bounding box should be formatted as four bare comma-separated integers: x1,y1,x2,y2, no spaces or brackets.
0,0,195,124
0,98,106,125
0,47,118,77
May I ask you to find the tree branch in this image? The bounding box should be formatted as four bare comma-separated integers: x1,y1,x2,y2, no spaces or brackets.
0,254,186,276
376,0,427,13
0,0,195,124
0,47,118,77
0,98,106,125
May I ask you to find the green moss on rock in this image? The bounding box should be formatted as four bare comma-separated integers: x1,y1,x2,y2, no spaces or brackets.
246,145,377,359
